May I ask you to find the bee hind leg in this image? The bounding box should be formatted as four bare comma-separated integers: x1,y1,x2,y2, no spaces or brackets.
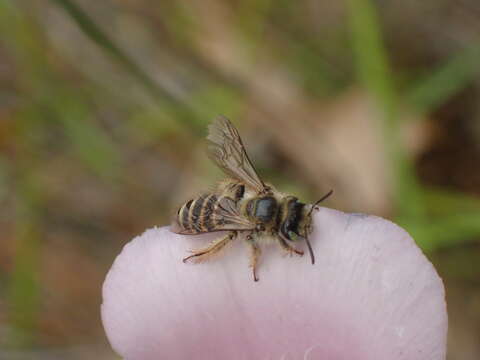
183,231,237,263
246,233,261,282
277,236,304,257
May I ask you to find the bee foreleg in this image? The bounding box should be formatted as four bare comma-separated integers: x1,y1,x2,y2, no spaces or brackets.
183,231,237,263
277,236,304,257
245,233,261,282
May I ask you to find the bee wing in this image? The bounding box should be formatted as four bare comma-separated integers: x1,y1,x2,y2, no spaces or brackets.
170,196,255,235
207,116,267,193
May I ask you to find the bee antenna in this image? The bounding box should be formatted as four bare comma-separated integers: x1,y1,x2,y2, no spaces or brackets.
298,235,315,265
308,189,333,217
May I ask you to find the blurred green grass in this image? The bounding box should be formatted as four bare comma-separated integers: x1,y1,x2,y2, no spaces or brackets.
348,0,480,250
1,0,480,352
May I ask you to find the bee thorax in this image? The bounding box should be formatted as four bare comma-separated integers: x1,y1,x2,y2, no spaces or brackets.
246,196,278,224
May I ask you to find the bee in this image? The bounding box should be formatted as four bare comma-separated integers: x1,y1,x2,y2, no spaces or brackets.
171,116,332,281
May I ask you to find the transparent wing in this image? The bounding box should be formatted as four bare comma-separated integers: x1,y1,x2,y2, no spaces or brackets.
171,196,255,235
207,116,266,192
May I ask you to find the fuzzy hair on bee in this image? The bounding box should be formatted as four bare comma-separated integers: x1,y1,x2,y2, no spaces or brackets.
171,116,333,281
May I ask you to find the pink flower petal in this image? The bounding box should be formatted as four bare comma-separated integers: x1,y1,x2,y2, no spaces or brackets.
101,208,447,360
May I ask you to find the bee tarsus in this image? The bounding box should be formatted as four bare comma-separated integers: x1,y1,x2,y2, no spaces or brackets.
182,231,237,263
278,235,304,257
246,233,260,282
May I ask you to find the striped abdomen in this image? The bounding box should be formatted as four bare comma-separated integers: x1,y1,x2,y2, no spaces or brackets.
176,193,219,233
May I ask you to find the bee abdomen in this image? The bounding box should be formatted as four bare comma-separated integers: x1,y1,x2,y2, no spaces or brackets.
177,194,218,233
202,194,218,231
177,199,194,231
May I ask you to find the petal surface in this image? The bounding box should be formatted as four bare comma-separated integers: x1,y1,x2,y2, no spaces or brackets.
102,208,447,360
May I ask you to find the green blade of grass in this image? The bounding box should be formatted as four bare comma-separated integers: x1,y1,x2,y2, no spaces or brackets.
401,212,480,251
54,95,121,179
348,0,425,219
8,171,42,348
50,0,202,132
348,0,396,118
398,187,480,251
407,45,480,113
423,187,480,215
50,0,170,101
0,3,42,347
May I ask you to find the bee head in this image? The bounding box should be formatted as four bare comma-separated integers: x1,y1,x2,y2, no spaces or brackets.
279,190,333,265
281,190,334,240
279,197,303,241
278,197,313,264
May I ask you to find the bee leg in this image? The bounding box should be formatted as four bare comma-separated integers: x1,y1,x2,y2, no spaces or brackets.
246,233,261,282
183,231,237,263
277,236,304,257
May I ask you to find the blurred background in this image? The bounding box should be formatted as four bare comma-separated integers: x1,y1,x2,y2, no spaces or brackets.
1,0,479,358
